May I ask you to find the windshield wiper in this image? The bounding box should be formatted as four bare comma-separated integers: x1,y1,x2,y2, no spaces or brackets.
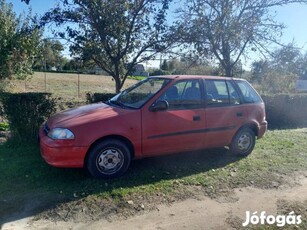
109,99,124,107
109,99,132,108
109,99,136,109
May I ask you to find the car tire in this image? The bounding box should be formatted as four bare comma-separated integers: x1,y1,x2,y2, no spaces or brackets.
229,127,255,156
86,139,131,179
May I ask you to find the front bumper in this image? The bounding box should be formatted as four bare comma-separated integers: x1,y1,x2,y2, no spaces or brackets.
39,126,88,168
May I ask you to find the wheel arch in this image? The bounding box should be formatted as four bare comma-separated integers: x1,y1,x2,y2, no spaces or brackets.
237,122,259,137
84,135,135,167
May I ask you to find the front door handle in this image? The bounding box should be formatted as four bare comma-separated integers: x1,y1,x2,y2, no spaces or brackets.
193,115,201,121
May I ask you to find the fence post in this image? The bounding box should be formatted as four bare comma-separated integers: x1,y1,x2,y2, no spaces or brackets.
78,72,80,98
44,71,47,92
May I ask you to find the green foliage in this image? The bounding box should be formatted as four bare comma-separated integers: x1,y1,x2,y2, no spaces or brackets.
258,71,298,94
41,0,173,93
86,92,116,104
0,122,9,131
0,0,41,80
149,69,171,76
251,44,307,94
33,39,65,71
262,94,307,129
128,76,147,81
0,92,56,143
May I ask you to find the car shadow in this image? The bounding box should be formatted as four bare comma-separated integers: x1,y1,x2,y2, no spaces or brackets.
0,147,243,227
129,148,238,180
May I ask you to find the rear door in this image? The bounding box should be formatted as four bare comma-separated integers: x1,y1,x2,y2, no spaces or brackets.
204,79,247,148
141,79,206,156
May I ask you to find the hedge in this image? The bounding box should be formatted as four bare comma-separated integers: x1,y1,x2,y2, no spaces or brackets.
86,92,116,104
262,94,307,129
0,92,56,143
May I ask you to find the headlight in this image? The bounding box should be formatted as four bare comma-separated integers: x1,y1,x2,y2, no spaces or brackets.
48,128,75,140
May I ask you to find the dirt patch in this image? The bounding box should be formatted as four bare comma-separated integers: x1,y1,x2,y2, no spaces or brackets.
2,172,307,230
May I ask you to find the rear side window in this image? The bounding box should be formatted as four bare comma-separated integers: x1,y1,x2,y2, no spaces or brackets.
205,80,240,106
227,81,241,105
235,80,262,103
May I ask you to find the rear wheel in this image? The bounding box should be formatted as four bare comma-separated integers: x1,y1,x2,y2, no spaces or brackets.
229,127,255,156
86,139,131,179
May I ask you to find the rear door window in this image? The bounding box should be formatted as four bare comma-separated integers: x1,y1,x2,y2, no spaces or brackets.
235,80,262,103
227,81,241,105
205,80,240,106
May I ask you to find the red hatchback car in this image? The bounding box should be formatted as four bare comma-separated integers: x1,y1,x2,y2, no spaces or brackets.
39,75,267,178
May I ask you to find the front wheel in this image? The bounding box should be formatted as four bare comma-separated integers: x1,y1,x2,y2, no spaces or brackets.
86,139,131,179
229,127,255,156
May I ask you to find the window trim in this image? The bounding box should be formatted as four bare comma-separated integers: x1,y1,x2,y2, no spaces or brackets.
203,79,242,108
155,79,205,111
234,79,263,104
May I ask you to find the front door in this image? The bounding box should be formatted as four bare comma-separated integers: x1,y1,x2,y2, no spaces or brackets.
142,79,206,157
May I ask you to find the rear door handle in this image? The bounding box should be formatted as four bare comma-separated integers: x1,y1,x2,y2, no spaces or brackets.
193,115,201,121
236,112,243,117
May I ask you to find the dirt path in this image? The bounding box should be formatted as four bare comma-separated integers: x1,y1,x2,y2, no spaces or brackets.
3,173,307,230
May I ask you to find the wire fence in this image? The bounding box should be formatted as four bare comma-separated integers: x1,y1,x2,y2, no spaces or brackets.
8,72,137,100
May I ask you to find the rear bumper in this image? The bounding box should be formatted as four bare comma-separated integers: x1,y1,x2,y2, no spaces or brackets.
39,127,88,168
258,121,268,138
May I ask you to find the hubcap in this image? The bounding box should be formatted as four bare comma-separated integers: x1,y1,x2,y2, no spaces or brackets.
96,148,124,174
237,133,251,151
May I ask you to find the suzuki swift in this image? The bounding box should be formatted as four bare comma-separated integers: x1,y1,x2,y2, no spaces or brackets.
39,75,267,178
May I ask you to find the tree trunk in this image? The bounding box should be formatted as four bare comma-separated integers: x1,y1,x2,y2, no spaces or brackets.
225,65,233,77
114,76,121,94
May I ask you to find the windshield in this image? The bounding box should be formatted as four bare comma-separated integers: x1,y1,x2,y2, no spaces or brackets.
109,78,170,109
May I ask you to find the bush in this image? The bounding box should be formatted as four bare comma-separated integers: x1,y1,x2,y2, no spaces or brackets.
0,93,56,143
149,69,170,76
86,92,116,104
262,94,307,129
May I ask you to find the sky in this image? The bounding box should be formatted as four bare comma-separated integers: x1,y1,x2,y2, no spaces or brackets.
6,0,307,68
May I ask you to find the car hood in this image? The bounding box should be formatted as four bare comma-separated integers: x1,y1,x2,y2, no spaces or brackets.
47,102,125,128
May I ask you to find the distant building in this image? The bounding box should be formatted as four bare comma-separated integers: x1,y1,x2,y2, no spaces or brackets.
296,73,307,92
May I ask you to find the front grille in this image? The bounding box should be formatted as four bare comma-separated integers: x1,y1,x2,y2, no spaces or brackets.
44,123,50,135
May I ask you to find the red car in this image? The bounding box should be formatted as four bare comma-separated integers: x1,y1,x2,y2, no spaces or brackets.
39,75,267,178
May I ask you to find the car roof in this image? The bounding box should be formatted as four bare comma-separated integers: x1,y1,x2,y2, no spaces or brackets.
149,75,243,81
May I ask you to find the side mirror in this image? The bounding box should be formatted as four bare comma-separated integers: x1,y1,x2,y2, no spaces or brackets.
149,100,169,112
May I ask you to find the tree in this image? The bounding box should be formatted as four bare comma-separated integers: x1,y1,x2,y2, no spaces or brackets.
251,44,307,93
175,0,307,77
41,0,173,93
160,60,169,71
33,39,65,70
0,0,41,81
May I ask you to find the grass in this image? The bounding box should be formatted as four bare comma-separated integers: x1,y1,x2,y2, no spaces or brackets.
128,75,147,81
1,129,307,224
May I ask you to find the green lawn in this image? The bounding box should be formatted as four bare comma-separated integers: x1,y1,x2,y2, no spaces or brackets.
1,129,307,226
